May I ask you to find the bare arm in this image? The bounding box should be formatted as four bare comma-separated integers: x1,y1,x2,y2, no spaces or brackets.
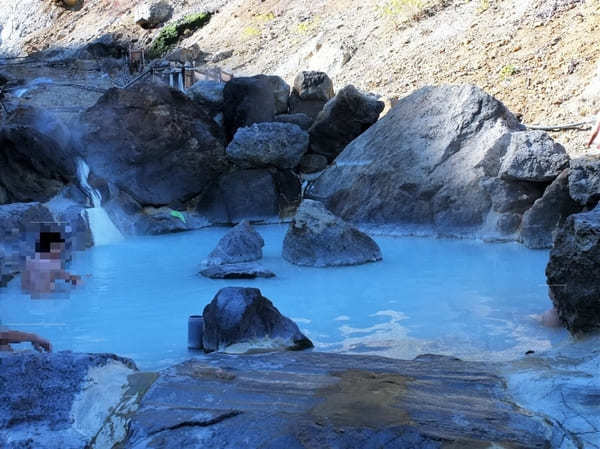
0,331,52,352
51,268,81,284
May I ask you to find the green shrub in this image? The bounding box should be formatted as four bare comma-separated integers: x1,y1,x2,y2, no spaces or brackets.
147,12,211,59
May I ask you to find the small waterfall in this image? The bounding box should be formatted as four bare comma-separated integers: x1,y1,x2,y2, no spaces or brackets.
76,158,123,246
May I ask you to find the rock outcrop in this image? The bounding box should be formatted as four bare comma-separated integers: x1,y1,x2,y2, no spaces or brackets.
134,0,173,28
546,204,600,334
282,199,382,267
0,107,77,204
205,220,264,265
124,352,566,449
308,85,384,161
0,352,139,449
223,75,290,140
498,131,569,182
288,71,335,120
198,287,313,352
520,170,581,248
185,79,225,117
80,83,228,207
226,122,309,169
568,156,600,206
197,168,301,224
306,85,566,240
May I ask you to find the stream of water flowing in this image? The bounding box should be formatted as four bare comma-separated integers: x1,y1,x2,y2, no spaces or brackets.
0,225,568,370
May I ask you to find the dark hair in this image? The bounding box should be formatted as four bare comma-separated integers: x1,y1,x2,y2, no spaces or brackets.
36,232,65,253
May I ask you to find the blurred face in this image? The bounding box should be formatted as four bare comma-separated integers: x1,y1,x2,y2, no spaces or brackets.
49,242,65,258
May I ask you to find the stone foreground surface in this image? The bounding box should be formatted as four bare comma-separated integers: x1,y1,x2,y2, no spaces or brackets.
1,350,582,449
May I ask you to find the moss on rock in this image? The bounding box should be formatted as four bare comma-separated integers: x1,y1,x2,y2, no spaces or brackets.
147,12,211,59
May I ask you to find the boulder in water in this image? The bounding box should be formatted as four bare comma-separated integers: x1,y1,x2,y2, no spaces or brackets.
80,83,228,207
200,287,313,352
308,85,384,162
226,122,309,169
282,199,382,267
546,204,600,334
206,220,264,265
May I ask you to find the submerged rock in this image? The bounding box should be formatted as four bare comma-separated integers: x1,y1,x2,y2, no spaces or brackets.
498,131,569,182
199,262,275,279
309,85,384,161
206,220,264,265
546,204,600,333
226,122,309,169
200,287,312,352
282,199,382,267
81,83,227,207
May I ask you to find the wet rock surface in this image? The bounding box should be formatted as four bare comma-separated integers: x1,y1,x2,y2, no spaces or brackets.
283,199,382,267
0,352,138,449
199,287,312,352
123,352,567,449
199,262,275,279
546,204,600,334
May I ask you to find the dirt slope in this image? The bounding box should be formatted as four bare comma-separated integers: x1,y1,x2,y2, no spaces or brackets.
2,0,599,155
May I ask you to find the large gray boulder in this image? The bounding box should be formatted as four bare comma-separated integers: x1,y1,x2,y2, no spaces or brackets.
288,71,334,120
80,83,228,207
199,287,313,352
498,131,569,182
226,122,309,169
520,170,581,248
546,205,600,334
283,199,382,267
185,80,225,116
308,85,384,162
134,0,173,28
0,107,77,204
306,85,559,236
206,220,264,265
0,352,138,449
197,169,301,224
568,156,600,206
223,75,290,141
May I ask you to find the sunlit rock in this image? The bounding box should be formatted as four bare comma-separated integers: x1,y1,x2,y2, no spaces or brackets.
283,199,382,267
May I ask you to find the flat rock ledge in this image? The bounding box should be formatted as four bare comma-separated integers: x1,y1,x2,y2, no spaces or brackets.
1,351,576,449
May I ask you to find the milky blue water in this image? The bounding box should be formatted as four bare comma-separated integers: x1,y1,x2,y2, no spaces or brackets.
0,225,568,369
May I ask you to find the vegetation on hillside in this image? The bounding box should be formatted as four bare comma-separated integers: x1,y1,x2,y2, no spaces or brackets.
147,12,211,59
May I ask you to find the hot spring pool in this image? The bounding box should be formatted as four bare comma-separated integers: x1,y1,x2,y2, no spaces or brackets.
0,224,568,369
